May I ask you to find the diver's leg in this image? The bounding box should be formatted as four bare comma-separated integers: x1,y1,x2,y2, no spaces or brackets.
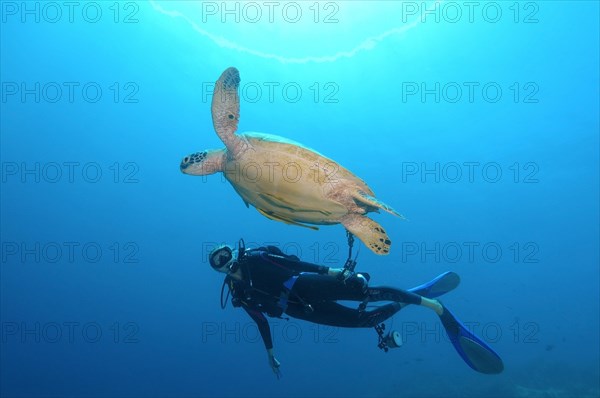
285,301,402,328
291,275,442,314
356,302,403,327
285,301,359,327
291,273,367,302
367,286,443,314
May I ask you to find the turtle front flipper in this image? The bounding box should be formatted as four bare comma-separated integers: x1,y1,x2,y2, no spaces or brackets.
340,214,391,255
212,67,245,153
352,190,407,219
256,208,319,231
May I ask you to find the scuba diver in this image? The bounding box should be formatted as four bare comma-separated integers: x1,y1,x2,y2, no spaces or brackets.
208,240,504,378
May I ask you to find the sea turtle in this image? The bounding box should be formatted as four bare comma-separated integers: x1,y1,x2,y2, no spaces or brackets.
180,67,404,255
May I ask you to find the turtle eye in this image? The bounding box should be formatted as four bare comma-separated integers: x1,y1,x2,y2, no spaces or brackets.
183,156,190,163
228,114,234,120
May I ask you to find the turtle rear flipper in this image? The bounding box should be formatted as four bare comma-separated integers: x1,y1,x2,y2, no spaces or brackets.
352,190,406,220
340,214,391,255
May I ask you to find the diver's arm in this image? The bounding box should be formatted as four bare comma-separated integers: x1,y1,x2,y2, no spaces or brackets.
269,256,350,281
291,261,348,279
288,259,347,277
283,258,335,275
242,306,273,350
242,306,282,378
249,249,335,276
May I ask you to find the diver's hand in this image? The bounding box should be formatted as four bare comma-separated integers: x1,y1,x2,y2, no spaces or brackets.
268,355,282,379
267,350,282,379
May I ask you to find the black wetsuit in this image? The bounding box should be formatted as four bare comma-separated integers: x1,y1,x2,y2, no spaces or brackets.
226,246,423,351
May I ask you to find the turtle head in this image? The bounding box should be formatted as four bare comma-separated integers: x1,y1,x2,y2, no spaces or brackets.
180,149,225,176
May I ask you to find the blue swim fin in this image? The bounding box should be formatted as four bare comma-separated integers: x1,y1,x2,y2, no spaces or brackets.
408,271,460,298
439,305,504,374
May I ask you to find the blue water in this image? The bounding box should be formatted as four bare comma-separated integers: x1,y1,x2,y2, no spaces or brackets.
1,1,599,397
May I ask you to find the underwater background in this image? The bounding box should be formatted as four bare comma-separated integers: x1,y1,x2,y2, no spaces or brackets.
1,1,599,397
